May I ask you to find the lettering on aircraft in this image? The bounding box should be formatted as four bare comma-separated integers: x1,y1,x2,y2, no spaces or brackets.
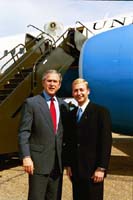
87,16,133,35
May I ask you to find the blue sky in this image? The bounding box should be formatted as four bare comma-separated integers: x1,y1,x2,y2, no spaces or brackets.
0,0,133,37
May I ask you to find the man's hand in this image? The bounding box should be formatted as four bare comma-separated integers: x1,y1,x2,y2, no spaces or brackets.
91,168,105,183
23,157,34,175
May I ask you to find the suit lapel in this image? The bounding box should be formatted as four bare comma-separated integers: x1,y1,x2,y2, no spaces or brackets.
37,94,54,132
71,107,78,123
56,98,63,134
79,102,94,123
38,94,63,134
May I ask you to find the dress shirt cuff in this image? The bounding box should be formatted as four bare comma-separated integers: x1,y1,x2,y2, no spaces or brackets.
97,167,106,171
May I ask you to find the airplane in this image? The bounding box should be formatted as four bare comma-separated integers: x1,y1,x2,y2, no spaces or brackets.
57,15,133,135
0,1,133,157
79,24,133,135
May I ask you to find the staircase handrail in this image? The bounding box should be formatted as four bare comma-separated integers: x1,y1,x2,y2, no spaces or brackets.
32,39,53,90
52,28,71,45
31,28,73,89
0,43,25,61
27,24,56,45
27,24,74,48
75,21,95,36
0,26,73,86
0,37,52,85
0,32,50,72
0,25,73,75
0,44,26,72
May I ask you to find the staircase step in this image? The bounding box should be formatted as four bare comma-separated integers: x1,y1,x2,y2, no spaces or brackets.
14,73,23,79
0,89,13,94
21,68,32,72
13,68,32,79
9,78,24,84
21,68,33,77
0,94,7,100
21,72,30,76
4,83,18,89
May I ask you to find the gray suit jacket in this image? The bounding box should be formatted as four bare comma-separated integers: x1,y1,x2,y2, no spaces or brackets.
18,94,68,175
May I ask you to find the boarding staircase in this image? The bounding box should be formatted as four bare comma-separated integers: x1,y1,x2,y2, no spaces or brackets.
0,22,92,155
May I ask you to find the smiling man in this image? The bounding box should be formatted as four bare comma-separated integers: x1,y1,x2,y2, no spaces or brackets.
66,78,112,200
18,69,68,200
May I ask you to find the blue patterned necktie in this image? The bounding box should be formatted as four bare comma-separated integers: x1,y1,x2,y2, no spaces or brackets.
76,107,82,122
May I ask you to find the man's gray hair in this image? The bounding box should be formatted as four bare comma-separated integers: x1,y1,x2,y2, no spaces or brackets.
42,69,62,82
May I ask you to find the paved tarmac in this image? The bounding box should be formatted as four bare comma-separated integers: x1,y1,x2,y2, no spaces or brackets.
0,133,133,200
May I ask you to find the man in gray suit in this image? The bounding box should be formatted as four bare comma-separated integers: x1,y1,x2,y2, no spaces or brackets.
18,69,68,200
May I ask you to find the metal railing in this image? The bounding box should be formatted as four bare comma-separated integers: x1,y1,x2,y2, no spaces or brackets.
0,21,89,88
0,35,49,85
27,24,56,46
31,22,94,90
31,28,73,89
32,39,53,90
76,21,95,37
0,44,26,73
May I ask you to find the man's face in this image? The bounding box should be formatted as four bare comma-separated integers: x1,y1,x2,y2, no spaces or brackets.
72,83,90,106
42,73,61,96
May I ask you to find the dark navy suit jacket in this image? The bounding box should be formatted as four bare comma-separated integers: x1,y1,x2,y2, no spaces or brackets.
66,102,112,179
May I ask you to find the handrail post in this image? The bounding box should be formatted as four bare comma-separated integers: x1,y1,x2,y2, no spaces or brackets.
31,39,51,91
75,21,95,37
27,24,56,45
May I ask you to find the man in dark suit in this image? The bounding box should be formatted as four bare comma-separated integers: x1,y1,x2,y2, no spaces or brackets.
66,78,112,200
18,69,68,200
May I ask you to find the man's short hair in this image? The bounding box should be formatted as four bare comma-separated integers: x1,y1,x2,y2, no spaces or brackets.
42,69,62,82
72,78,89,89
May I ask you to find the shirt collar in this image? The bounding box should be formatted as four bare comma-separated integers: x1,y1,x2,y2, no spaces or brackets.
79,99,90,113
43,91,57,102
